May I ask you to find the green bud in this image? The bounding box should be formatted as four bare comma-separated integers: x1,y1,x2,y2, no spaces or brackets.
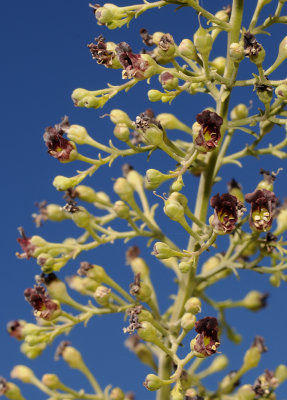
113,177,134,202
66,125,89,144
250,46,266,65
125,168,144,192
159,72,178,90
210,57,226,75
193,27,213,56
10,366,35,384
168,192,188,209
164,199,185,222
153,242,179,259
42,374,60,389
237,385,256,400
208,354,229,373
3,382,25,400
71,207,91,228
113,200,130,219
269,273,281,287
53,175,82,191
61,345,85,369
214,9,229,23
184,297,201,314
140,124,164,146
110,109,132,126
181,313,196,331
45,277,72,305
156,113,187,132
94,285,111,306
243,346,261,370
178,39,197,59
275,84,287,100
96,4,121,25
170,176,184,192
110,387,125,400
143,374,164,391
20,342,45,359
275,364,287,383
79,263,108,283
266,36,287,75
137,321,161,343
66,275,99,294
76,185,98,203
71,88,90,102
148,89,163,102
242,290,267,311
46,204,68,222
113,123,130,142
230,104,248,120
229,42,245,62
178,261,191,273
145,168,170,190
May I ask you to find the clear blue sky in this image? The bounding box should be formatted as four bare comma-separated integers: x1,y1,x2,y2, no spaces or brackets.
1,1,287,399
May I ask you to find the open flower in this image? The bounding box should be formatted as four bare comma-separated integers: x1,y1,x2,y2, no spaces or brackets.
43,116,75,162
24,286,59,320
16,227,36,259
193,317,220,357
245,189,278,231
193,110,223,151
210,193,246,233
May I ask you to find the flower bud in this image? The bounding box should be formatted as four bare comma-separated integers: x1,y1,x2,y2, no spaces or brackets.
250,46,266,65
94,285,111,306
71,207,91,228
181,313,196,331
275,84,287,100
61,345,84,369
124,167,144,192
153,242,179,259
113,200,130,219
1,381,25,400
178,39,197,60
242,290,268,311
47,204,68,222
53,175,82,191
208,354,229,373
164,199,185,222
178,261,191,273
78,262,108,283
71,88,90,102
75,185,97,202
42,374,60,389
193,27,213,56
45,275,72,305
137,321,161,343
169,192,188,209
110,387,125,400
269,273,281,287
229,42,245,62
230,104,248,120
113,123,130,142
266,36,287,74
143,374,164,391
256,84,273,105
184,297,201,314
148,89,163,102
243,347,261,370
20,342,46,358
159,72,178,90
113,177,134,202
66,275,99,294
66,125,89,144
110,109,132,126
275,364,287,383
170,177,184,192
237,385,256,400
210,57,226,75
144,169,170,190
157,34,176,58
95,4,121,25
10,366,35,384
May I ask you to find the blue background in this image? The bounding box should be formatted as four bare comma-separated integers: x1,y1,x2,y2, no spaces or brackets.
1,0,287,399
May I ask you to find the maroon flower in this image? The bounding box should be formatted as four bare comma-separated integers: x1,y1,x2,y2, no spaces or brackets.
194,110,223,151
87,35,116,67
24,285,59,320
139,28,154,47
245,189,278,231
244,32,262,57
16,227,36,259
193,317,220,357
43,116,74,162
116,42,149,79
210,193,246,233
7,320,25,340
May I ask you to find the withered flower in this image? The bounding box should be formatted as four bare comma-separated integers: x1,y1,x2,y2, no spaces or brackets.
129,273,141,297
210,193,246,233
24,285,59,320
135,109,162,132
193,317,220,357
116,42,149,79
194,110,223,151
78,261,94,276
126,245,141,264
245,189,278,231
140,28,154,47
54,340,70,360
43,116,74,162
7,320,25,340
252,369,279,397
0,378,8,396
252,336,268,353
244,32,262,57
123,305,143,334
16,227,36,259
158,34,174,52
87,35,116,67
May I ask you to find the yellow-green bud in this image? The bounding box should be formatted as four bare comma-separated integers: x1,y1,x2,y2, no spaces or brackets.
113,200,130,219
250,46,266,65
143,374,164,391
181,313,196,331
113,123,130,142
275,84,287,100
275,364,287,383
243,347,261,370
210,57,226,75
20,342,45,359
66,125,89,144
137,321,161,343
269,273,281,287
110,387,125,400
145,168,170,190
113,177,134,202
53,175,82,191
2,382,24,400
94,285,111,305
170,176,184,192
71,88,90,102
110,109,132,126
164,199,185,221
61,345,84,369
242,290,267,311
148,89,163,102
153,242,178,259
46,204,68,222
76,185,97,203
229,42,245,62
66,275,99,294
42,374,60,389
71,207,91,228
95,4,120,24
10,366,35,384
178,39,197,59
45,277,71,305
208,354,229,373
135,282,151,302
152,32,165,45
159,72,178,90
214,9,229,23
184,297,201,314
125,168,144,192
178,261,191,273
79,263,108,283
193,27,213,56
158,34,175,58
141,124,164,146
230,104,248,120
237,385,256,400
169,192,188,209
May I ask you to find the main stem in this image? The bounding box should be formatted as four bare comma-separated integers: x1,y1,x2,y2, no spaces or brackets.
156,1,244,399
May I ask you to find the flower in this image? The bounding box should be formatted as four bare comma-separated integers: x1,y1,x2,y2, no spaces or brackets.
210,193,246,233
24,285,59,320
244,32,262,57
43,116,74,162
252,336,268,353
194,110,223,151
139,28,154,47
252,369,279,397
16,227,36,259
7,320,25,340
245,189,278,231
193,317,220,357
87,35,120,69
